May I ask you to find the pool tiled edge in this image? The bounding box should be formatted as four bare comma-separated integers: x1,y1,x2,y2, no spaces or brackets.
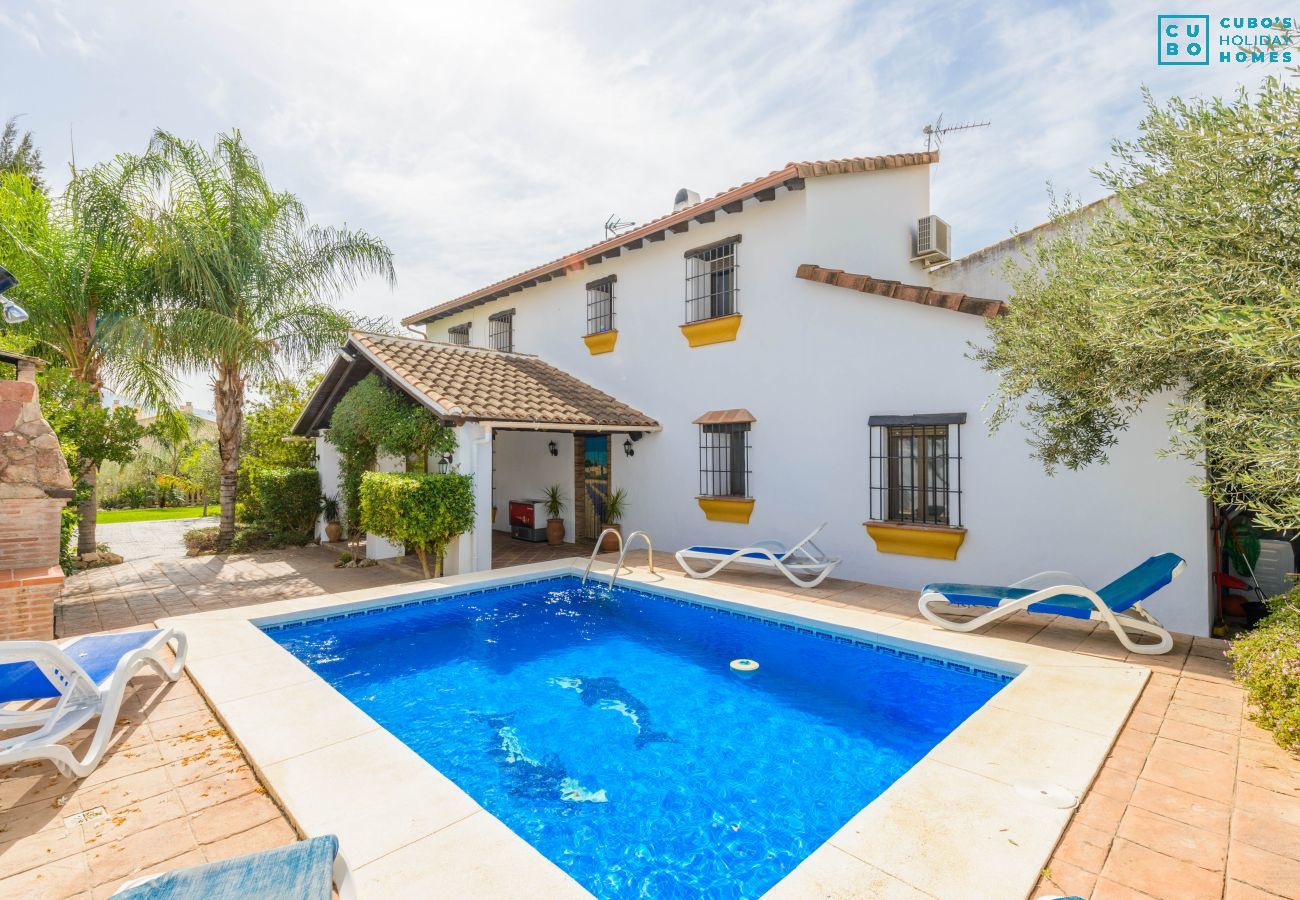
160,559,1148,899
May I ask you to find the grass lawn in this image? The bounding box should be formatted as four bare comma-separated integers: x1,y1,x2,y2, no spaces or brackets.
96,505,213,524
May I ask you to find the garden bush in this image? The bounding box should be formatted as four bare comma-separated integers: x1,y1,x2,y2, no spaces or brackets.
1229,584,1300,752
251,467,320,537
360,471,475,577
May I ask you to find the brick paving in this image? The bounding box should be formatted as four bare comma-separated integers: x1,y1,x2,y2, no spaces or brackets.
2,539,1295,899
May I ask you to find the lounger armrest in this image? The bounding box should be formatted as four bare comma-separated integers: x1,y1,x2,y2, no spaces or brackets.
1009,570,1087,590
0,641,97,699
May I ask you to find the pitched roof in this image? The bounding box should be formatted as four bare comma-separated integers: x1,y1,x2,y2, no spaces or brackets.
292,331,660,436
795,264,1006,318
692,409,756,426
403,150,939,327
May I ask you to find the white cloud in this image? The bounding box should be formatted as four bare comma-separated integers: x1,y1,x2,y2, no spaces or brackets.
0,0,1274,404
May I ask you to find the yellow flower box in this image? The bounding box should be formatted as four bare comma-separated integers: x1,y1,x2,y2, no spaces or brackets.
864,522,967,560
583,330,618,355
680,314,742,348
697,497,755,524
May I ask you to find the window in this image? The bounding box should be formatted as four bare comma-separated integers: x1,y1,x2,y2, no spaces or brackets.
586,276,615,335
695,410,754,497
684,236,740,324
488,309,514,351
868,414,964,527
447,323,470,345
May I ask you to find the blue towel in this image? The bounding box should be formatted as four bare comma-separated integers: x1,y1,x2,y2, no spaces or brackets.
924,553,1184,620
115,835,338,900
0,630,162,703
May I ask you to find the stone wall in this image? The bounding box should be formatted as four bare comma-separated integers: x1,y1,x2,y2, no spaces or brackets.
0,361,74,640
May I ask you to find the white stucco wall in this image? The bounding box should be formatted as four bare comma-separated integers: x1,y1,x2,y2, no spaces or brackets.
491,431,576,540
314,436,342,542
415,170,1212,636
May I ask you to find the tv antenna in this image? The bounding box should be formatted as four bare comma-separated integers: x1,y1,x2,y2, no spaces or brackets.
922,114,990,151
604,214,636,239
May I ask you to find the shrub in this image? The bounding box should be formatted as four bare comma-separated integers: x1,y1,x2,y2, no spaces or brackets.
360,471,475,577
184,525,221,555
58,503,78,574
1229,585,1300,752
251,467,320,537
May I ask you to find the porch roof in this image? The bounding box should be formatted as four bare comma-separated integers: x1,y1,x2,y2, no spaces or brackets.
292,331,661,437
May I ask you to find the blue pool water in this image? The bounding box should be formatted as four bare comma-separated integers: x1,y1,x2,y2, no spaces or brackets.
267,577,1010,898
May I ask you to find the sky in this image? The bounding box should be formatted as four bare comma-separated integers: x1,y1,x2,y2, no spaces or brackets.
0,0,1274,408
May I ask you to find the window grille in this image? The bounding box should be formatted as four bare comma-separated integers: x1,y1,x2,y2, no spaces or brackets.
488,309,514,352
699,422,750,498
684,236,740,324
868,414,964,527
447,323,470,345
586,276,615,335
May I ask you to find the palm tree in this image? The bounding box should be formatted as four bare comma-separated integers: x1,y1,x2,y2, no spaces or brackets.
148,130,394,548
0,158,176,554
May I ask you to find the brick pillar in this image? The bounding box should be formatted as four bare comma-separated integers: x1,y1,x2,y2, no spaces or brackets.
0,364,74,641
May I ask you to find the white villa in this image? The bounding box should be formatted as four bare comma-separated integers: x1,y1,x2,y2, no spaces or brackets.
293,150,1212,638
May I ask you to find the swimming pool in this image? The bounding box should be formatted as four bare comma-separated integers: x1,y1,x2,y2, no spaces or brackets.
266,576,1012,899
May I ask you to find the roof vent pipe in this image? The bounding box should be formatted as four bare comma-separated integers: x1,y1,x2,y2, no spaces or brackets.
673,188,700,212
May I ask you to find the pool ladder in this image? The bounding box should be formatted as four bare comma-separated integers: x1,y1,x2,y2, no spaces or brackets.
582,528,655,588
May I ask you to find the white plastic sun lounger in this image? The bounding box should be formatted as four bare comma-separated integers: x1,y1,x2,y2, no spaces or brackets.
675,523,841,588
918,553,1185,655
0,628,188,778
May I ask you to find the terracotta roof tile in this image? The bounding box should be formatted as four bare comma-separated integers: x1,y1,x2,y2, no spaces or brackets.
403,150,939,327
795,264,1006,318
350,332,660,430
692,409,756,426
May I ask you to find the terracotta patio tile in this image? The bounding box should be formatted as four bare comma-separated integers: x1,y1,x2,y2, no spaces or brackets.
1116,804,1227,869
1054,818,1113,872
1225,877,1291,899
1099,837,1224,898
187,791,282,845
0,851,92,900
1105,744,1149,776
1128,778,1231,834
1140,752,1234,805
85,819,197,887
1125,711,1165,735
175,768,262,814
1230,782,1300,859
83,791,188,848
0,821,88,879
200,818,298,864
1074,789,1129,834
1146,737,1236,778
1176,676,1244,701
1237,740,1300,794
70,767,174,818
162,749,244,788
1181,653,1234,682
1172,686,1243,716
1158,716,1240,755
1038,857,1098,898
1090,875,1159,898
1092,764,1139,803
1227,840,1300,897
1164,700,1241,734
1114,726,1157,756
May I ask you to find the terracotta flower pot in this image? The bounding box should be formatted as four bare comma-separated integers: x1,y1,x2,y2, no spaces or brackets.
325,522,343,543
600,523,622,552
546,517,565,546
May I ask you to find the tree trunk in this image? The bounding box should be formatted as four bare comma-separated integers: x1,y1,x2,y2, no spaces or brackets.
414,546,431,579
76,461,98,557
214,362,246,551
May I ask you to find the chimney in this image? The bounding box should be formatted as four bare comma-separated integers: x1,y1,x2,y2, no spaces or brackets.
673,188,700,212
183,401,193,414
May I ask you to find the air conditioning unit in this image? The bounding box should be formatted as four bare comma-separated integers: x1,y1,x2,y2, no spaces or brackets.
912,215,951,263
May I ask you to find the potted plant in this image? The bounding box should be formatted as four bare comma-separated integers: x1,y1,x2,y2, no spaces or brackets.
542,484,567,545
600,488,627,552
320,495,343,543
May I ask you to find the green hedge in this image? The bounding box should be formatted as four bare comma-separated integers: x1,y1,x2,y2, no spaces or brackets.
251,467,320,537
360,471,475,577
1229,585,1300,752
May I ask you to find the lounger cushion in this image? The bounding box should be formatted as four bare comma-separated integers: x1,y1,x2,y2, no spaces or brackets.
684,546,778,561
115,834,338,899
924,553,1186,621
921,584,1100,619
0,630,162,703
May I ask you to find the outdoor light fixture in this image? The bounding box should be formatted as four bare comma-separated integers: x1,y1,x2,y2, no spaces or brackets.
437,452,453,473
624,438,635,457
547,440,558,457
0,265,27,325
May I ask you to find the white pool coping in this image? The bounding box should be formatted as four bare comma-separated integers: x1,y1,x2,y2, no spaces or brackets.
159,560,1148,899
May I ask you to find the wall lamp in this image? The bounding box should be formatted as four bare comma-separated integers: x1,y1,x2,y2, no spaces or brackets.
547,440,558,457
623,438,635,457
